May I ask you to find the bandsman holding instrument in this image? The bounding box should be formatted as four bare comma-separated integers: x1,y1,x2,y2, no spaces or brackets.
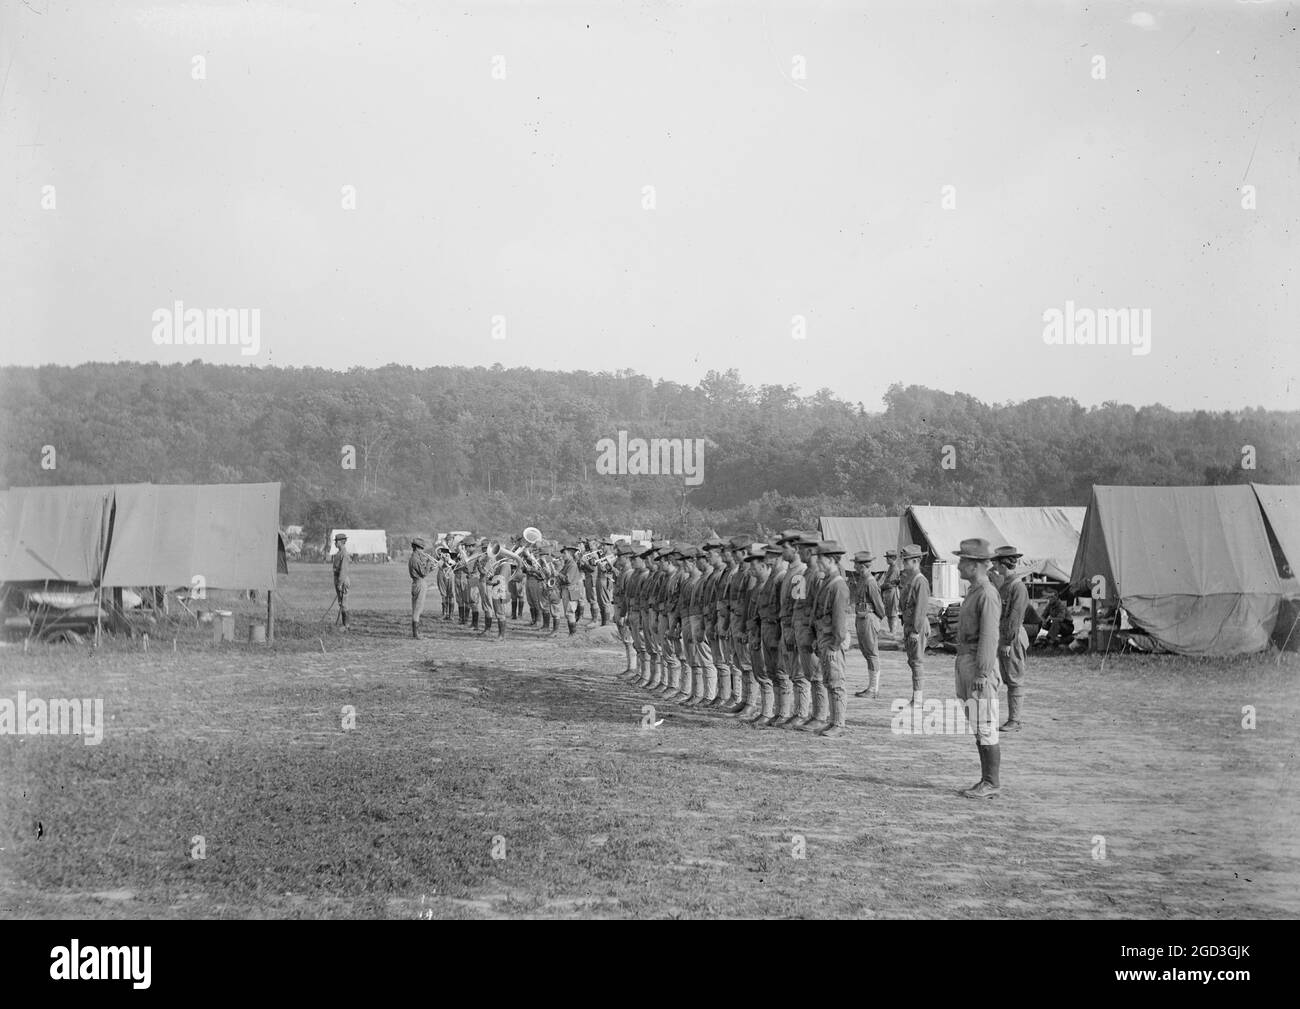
408,537,436,639
594,540,615,626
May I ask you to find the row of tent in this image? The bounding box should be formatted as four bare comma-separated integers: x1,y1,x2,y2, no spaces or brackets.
821,484,1299,657
0,483,284,590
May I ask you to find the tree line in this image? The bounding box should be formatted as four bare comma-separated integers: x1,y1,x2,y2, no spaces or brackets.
2,362,1295,545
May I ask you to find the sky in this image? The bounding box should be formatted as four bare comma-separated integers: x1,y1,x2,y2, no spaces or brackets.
1,0,1297,411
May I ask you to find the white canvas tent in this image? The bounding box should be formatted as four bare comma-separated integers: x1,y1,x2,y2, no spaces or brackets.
901,505,1085,582
818,517,904,570
329,529,388,557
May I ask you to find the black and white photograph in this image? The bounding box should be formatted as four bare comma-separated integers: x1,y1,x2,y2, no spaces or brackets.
1,0,1297,946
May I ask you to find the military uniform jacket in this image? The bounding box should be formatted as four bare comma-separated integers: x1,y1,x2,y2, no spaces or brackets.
794,564,821,633
813,571,852,650
729,566,750,628
779,560,805,631
408,550,436,583
332,550,350,588
746,571,767,639
758,564,784,636
665,568,687,625
855,571,886,618
900,570,931,636
611,563,629,607
997,575,1029,646
957,580,1002,673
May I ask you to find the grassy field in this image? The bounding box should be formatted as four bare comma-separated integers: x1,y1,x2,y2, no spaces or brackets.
2,562,1297,919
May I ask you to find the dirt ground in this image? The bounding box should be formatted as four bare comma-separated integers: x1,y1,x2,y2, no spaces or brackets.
1,562,1297,919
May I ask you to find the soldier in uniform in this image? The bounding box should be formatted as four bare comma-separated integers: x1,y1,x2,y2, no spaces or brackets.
748,541,787,726
738,543,769,720
810,541,852,737
594,540,615,626
700,536,731,708
558,543,583,635
643,545,668,691
990,545,1029,732
790,532,823,730
655,546,687,698
623,547,649,682
486,543,514,640
899,544,931,706
524,545,544,628
332,532,351,631
453,544,471,627
580,538,598,623
723,536,754,714
851,550,887,699
611,543,635,677
436,545,454,621
672,545,700,703
685,541,721,705
952,538,1004,798
408,537,436,639
769,530,804,727
881,549,901,635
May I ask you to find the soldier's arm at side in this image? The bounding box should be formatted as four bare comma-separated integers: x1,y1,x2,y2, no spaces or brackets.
977,590,1001,677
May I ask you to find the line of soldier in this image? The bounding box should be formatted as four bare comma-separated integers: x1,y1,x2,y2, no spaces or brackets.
603,531,1028,797
355,527,1029,797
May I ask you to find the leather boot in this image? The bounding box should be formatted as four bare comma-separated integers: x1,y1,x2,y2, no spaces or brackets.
483,613,492,634
647,656,661,690
769,684,794,727
736,673,759,717
497,620,505,639
800,684,827,733
987,744,1001,788
470,611,479,631
712,667,732,707
788,678,811,729
817,695,845,737
752,681,778,726
965,741,987,794
965,744,1001,798
411,620,419,640
622,642,634,675
674,668,694,703
1001,688,1023,731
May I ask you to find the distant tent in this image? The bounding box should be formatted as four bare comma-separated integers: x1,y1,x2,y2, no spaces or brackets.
102,483,282,591
1070,485,1283,656
328,529,388,557
901,506,1085,582
0,484,115,583
818,517,903,569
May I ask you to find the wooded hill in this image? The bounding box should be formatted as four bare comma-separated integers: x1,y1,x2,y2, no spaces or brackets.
2,362,1295,546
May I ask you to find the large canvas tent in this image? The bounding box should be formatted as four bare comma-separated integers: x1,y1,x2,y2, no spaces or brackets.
818,517,903,569
1069,485,1284,656
1251,484,1300,583
0,484,116,583
102,483,282,590
1,483,282,591
901,505,1086,582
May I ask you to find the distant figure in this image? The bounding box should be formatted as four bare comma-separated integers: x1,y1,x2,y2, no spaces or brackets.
899,544,930,706
881,549,902,634
408,538,436,639
332,532,351,630
1043,592,1075,647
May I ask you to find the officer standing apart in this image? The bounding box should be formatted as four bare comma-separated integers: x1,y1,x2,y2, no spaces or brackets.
991,545,1029,732
953,538,1004,799
899,544,930,706
851,550,887,699
332,532,351,631
408,537,436,639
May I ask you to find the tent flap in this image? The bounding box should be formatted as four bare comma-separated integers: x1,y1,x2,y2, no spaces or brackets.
0,485,114,583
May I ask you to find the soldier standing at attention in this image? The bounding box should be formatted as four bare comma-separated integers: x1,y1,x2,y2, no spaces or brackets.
738,543,769,721
623,547,648,682
644,545,669,692
952,538,1004,798
686,547,718,704
749,542,788,726
611,543,635,677
991,545,1029,732
770,530,804,728
408,537,436,639
701,537,731,708
657,547,687,698
723,536,754,714
639,544,666,687
899,544,931,706
332,533,351,631
790,532,822,730
881,549,901,635
851,551,887,699
810,541,852,737
558,543,582,636
673,546,700,703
